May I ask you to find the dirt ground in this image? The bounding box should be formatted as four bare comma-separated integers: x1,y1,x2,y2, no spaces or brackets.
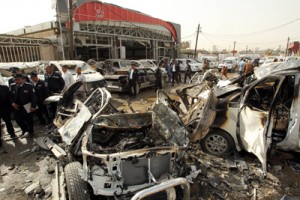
0,71,300,200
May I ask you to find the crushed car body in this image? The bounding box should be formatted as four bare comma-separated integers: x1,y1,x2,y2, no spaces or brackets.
197,60,300,173
79,102,188,196
46,81,190,198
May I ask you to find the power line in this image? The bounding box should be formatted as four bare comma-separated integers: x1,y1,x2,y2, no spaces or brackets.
181,32,196,39
204,17,300,38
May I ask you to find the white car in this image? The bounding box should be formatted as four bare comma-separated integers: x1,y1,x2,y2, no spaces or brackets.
217,57,238,72
136,59,167,74
199,56,219,68
177,58,203,72
49,60,107,94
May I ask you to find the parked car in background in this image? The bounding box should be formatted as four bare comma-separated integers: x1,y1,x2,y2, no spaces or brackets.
177,58,203,72
137,59,167,75
198,56,219,68
217,57,238,72
104,67,162,94
102,59,131,73
49,60,107,95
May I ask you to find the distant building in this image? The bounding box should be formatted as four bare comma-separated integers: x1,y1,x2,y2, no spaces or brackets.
1,0,181,62
287,41,299,56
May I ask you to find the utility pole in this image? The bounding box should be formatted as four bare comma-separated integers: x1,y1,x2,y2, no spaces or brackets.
194,24,201,58
233,41,236,56
69,0,75,60
285,37,290,57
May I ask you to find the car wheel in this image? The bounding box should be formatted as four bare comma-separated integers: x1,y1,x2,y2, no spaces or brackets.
65,162,90,200
218,68,221,72
200,129,235,156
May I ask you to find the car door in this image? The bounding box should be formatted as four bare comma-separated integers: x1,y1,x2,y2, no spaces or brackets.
138,69,147,88
145,68,156,86
237,75,285,173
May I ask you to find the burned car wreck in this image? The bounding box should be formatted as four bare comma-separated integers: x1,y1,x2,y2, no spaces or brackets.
185,61,300,173
45,82,190,199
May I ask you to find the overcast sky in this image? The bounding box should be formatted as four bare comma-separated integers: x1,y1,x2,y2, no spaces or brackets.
1,0,300,51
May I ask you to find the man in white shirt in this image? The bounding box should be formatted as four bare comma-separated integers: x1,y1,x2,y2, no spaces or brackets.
62,65,74,88
75,66,87,101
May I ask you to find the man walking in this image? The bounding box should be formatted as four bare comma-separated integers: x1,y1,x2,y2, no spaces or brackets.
0,78,16,139
30,72,50,125
128,61,139,97
75,66,87,101
44,65,65,119
170,59,179,86
155,64,163,91
184,60,192,83
11,74,37,137
238,59,246,76
62,65,74,88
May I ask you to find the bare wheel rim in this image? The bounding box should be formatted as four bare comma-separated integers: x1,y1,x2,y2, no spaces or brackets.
205,134,228,154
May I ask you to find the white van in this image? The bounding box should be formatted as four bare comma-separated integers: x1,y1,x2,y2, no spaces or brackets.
217,57,238,72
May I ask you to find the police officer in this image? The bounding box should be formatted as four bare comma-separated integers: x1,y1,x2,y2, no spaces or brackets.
44,65,65,119
0,79,16,139
30,72,50,124
44,65,65,95
8,67,30,86
11,74,37,136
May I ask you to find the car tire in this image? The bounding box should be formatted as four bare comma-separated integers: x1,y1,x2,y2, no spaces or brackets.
65,162,90,200
200,129,235,156
218,68,221,72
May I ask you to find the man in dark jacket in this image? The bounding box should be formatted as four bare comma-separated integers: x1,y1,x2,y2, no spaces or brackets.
0,81,16,140
44,65,65,119
155,64,163,91
11,74,37,136
44,65,65,95
31,72,50,124
184,60,192,83
128,62,139,97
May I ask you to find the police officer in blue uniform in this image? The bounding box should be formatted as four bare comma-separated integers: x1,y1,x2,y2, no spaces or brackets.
8,67,30,86
44,65,65,119
0,80,16,140
10,74,37,136
30,72,50,124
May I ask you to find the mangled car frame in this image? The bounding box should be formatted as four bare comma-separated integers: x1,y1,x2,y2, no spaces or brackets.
186,61,300,173
48,82,191,199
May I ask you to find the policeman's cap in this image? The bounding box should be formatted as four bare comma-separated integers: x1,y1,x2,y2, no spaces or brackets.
14,74,24,79
10,67,20,74
30,71,38,77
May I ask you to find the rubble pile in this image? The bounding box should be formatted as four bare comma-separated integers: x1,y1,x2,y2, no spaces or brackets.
186,143,300,199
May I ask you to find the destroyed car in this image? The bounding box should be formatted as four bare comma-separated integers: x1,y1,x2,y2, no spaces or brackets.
198,60,300,173
104,67,164,94
48,82,188,199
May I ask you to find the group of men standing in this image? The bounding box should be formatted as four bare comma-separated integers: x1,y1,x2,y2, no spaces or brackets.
162,58,195,86
0,64,87,144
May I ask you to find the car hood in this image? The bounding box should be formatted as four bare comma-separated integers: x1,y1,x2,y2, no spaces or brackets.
156,83,218,141
254,60,300,80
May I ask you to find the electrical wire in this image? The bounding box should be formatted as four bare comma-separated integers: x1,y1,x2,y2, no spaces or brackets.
203,17,300,38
